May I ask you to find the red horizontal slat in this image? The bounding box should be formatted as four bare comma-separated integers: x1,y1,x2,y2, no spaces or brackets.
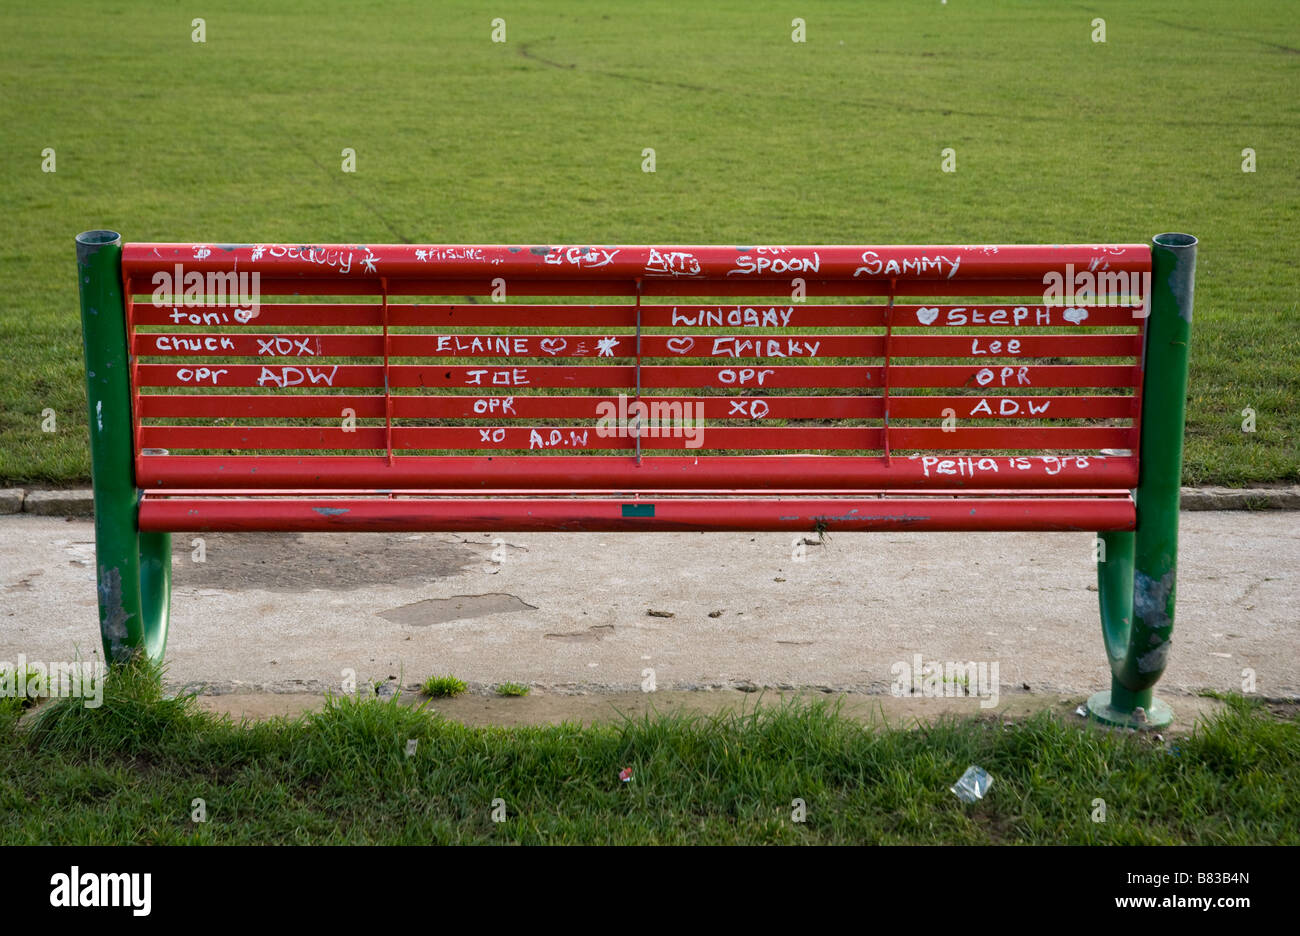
889,395,1136,419
893,334,1139,357
140,425,863,452
139,424,1130,453
123,243,1151,283
886,426,1129,450
143,487,1134,498
133,332,1141,360
138,394,388,418
140,426,386,450
136,453,1139,490
136,393,1137,421
135,275,1104,299
134,363,1140,390
138,495,1136,533
129,302,1145,329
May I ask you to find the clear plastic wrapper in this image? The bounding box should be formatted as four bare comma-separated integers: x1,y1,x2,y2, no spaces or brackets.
950,765,993,803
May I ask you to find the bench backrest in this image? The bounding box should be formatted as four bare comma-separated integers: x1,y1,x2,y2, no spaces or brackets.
120,243,1151,492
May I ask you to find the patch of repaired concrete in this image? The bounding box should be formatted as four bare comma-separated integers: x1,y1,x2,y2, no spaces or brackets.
544,624,615,643
175,532,480,591
379,593,537,626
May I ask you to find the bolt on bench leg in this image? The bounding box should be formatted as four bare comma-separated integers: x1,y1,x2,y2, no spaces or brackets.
76,230,170,664
1089,232,1196,729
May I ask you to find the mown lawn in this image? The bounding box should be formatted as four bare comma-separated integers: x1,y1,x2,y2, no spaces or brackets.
1,666,1296,844
1,0,1297,485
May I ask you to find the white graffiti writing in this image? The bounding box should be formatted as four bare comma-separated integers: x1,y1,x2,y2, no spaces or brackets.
671,307,795,328
855,251,961,279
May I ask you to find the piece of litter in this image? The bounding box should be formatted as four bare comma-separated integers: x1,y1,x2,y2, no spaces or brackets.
619,767,633,783
950,765,993,804
1075,705,1088,717
646,609,674,618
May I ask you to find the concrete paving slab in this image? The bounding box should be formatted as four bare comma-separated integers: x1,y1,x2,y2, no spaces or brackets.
1,513,1296,709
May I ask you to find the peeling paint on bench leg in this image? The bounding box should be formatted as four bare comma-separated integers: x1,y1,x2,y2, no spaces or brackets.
1133,568,1174,634
1136,641,1170,675
313,507,350,517
1133,570,1174,676
97,564,136,663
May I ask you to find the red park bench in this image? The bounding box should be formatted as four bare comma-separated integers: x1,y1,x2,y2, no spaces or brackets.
74,231,1196,726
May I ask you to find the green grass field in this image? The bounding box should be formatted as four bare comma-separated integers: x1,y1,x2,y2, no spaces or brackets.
3,667,1296,845
2,0,1297,484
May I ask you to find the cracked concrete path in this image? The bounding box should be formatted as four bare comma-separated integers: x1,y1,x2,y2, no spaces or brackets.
1,512,1296,702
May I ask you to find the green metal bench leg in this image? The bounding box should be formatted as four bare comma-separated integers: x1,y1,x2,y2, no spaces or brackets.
77,230,171,664
1089,233,1196,728
138,531,172,661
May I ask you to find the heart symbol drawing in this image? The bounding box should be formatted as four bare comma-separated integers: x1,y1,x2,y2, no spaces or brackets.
915,307,940,326
665,336,695,354
1063,307,1089,325
539,337,567,355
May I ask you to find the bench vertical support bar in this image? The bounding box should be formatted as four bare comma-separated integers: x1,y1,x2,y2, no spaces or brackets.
380,276,393,465
1089,233,1195,728
76,230,169,665
633,278,643,465
881,279,895,463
